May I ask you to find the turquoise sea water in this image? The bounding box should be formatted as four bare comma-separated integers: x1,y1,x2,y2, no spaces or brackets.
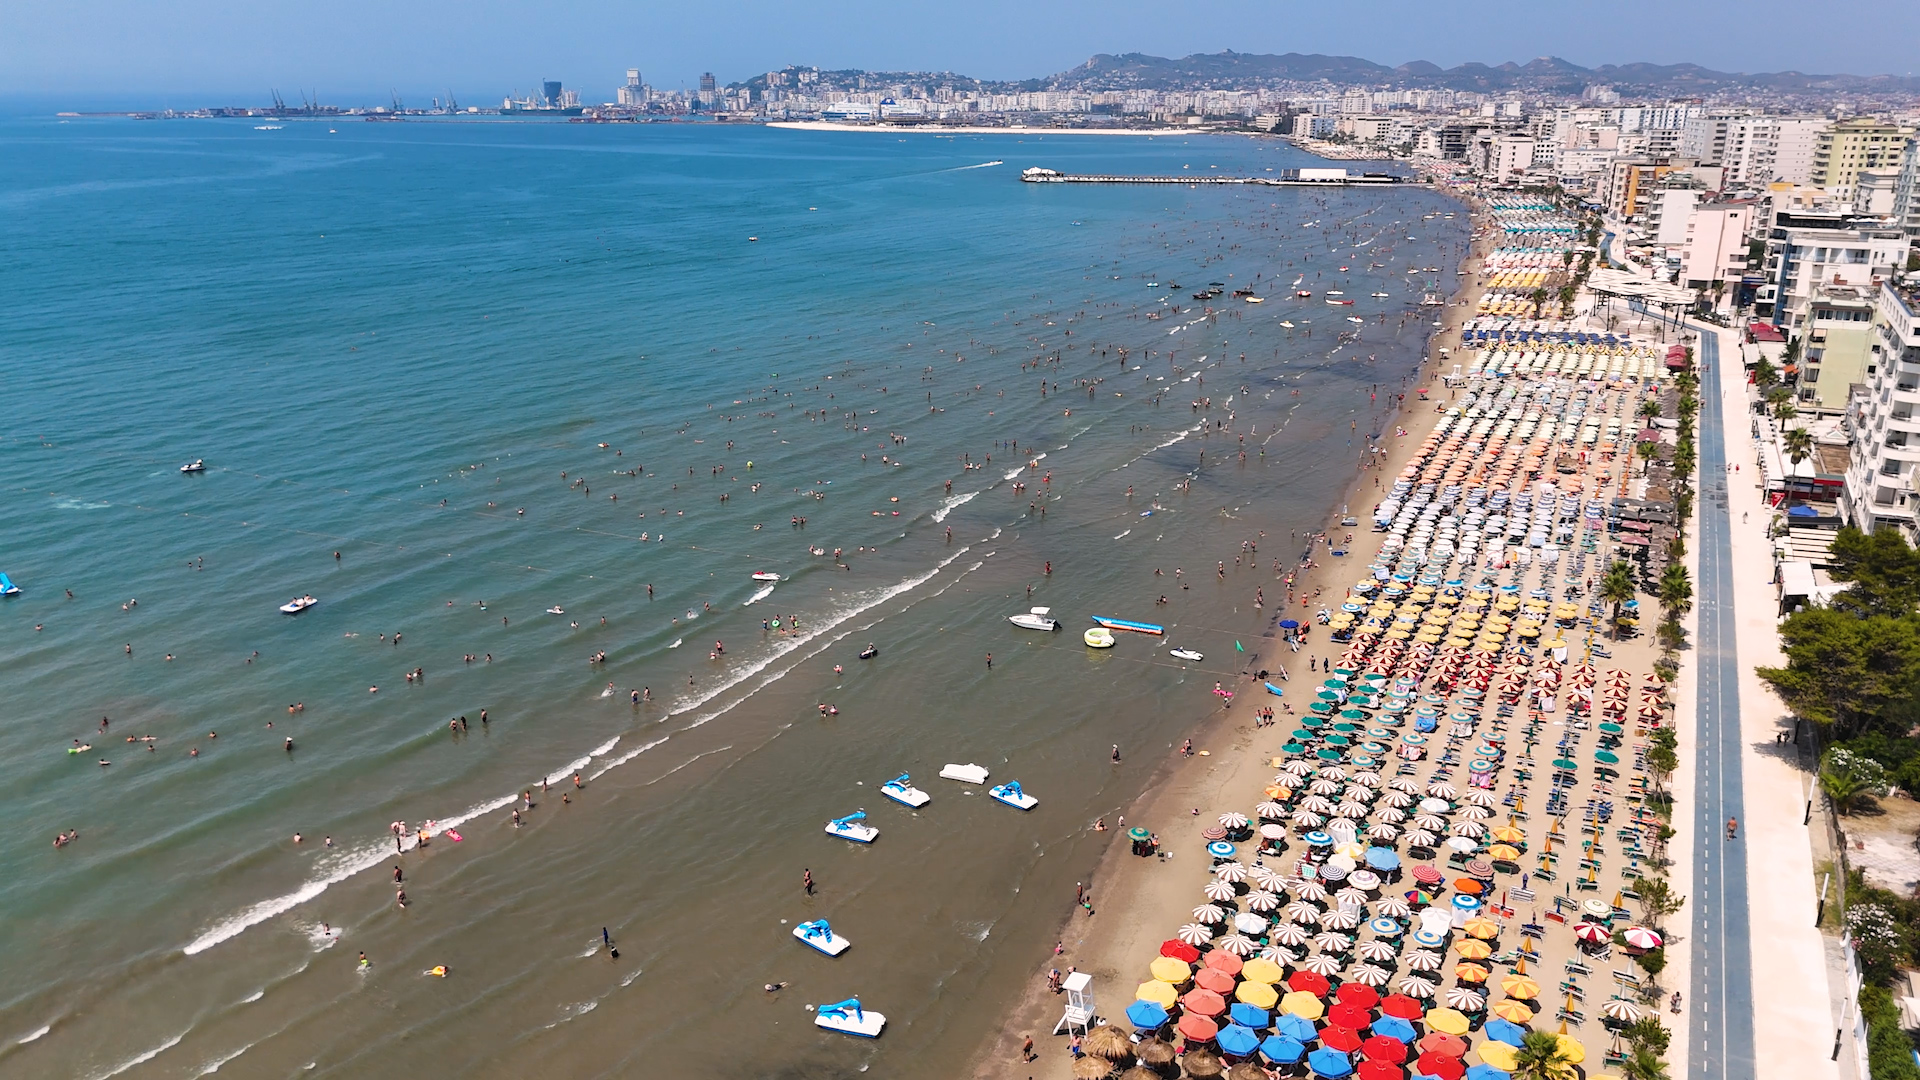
0,116,1466,1078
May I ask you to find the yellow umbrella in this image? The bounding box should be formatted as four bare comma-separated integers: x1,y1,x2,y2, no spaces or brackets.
1265,785,1292,800
1515,796,1525,813
1611,890,1624,908
1149,956,1192,984
1514,955,1529,975
1337,842,1368,860
1500,974,1540,999
1454,961,1490,982
1454,939,1492,960
1490,825,1526,844
1477,1041,1520,1071
1135,980,1178,1007
1463,917,1500,939
1490,999,1535,1022
1241,957,1285,985
1556,1033,1587,1064
1487,844,1523,861
1281,991,1326,1020
1236,980,1280,1009
1424,1007,1471,1035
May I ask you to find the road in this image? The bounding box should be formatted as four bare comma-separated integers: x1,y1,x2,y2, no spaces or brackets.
1688,326,1757,1078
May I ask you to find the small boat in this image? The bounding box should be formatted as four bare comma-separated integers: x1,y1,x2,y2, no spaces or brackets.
940,762,990,784
1084,627,1115,648
1326,290,1344,296
1009,606,1061,631
1347,316,1365,324
751,572,782,582
1372,292,1391,298
793,920,852,956
1295,290,1312,298
1091,616,1164,635
814,998,885,1038
824,811,878,844
858,644,878,660
1327,300,1354,306
180,459,206,473
1169,648,1204,662
989,781,1038,811
880,773,930,808
546,606,565,615
279,595,318,614
0,573,18,597
1279,320,1295,328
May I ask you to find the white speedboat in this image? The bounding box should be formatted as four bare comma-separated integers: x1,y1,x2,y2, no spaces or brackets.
279,595,318,614
1008,606,1060,631
814,998,885,1038
180,459,206,473
939,762,990,784
1084,627,1115,648
751,572,782,582
824,811,878,843
880,773,930,808
793,920,851,956
1169,648,1204,662
989,781,1038,811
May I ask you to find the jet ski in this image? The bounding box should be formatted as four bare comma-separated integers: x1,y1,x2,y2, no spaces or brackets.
751,572,782,582
180,459,206,473
1169,648,1204,662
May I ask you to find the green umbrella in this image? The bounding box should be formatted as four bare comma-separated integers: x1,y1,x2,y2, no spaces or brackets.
1323,734,1351,747
1291,729,1317,741
1332,667,1356,677
1552,758,1578,770
1316,748,1344,761
1350,754,1376,766
1594,750,1620,764
1331,722,1358,733
1281,742,1307,756
1598,722,1623,734
1340,709,1367,720
1129,827,1153,842
1302,714,1327,726
1324,677,1350,688
1316,689,1341,702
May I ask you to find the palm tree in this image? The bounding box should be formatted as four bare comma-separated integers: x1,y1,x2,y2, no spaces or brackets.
1511,1029,1575,1079
1637,399,1663,423
1783,426,1813,501
1753,359,1779,388
1657,565,1693,619
1635,440,1660,477
1819,769,1867,816
1620,1045,1673,1080
1600,561,1637,639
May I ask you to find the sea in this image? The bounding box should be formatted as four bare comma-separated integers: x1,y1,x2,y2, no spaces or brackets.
0,114,1468,1078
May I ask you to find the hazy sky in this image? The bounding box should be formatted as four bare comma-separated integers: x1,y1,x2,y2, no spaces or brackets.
7,0,1918,104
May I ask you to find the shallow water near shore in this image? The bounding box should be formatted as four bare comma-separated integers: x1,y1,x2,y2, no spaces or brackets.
0,116,1466,1077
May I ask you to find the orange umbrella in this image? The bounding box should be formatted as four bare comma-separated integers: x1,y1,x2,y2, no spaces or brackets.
1490,999,1535,1022
1499,975,1540,999
1454,940,1492,960
1463,917,1500,939
1194,968,1236,994
1454,962,1490,982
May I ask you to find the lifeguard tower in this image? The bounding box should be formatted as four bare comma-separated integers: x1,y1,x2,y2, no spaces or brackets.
1052,971,1096,1035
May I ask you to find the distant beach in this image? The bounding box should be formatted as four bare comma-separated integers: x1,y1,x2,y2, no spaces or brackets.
768,120,1188,135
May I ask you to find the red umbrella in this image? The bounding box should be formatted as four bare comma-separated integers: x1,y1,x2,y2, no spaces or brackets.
1330,1002,1374,1031
1204,950,1245,976
1319,1025,1365,1052
1194,968,1237,994
1574,922,1611,944
1337,983,1381,1010
1415,1050,1466,1079
1410,865,1444,885
1288,970,1332,996
1358,1062,1405,1080
1178,1013,1220,1043
1381,994,1425,1020
1181,988,1228,1017
1416,1031,1467,1058
1361,1035,1409,1064
1161,939,1202,963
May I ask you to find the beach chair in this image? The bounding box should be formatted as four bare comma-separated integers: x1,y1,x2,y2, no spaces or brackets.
1612,969,1640,988
1563,959,1591,977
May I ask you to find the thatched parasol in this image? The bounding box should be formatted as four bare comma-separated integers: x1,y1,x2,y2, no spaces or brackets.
1084,1024,1135,1063
1180,1049,1225,1078
1226,1064,1269,1080
1074,1054,1117,1080
1120,1068,1164,1080
1136,1038,1177,1071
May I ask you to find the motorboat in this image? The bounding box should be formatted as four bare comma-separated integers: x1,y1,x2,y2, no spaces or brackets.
279,595,318,614
880,773,930,808
989,781,1038,811
1169,648,1204,662
857,644,878,660
1372,292,1391,298
0,573,19,597
793,919,852,956
814,998,885,1038
1008,606,1061,631
824,811,877,843
1327,299,1355,306
751,572,782,582
179,459,206,473
1244,295,1264,303
1295,290,1313,298
939,762,990,784
1084,627,1115,648
1091,616,1163,635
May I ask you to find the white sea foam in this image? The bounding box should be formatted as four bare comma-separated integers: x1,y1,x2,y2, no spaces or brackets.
930,490,976,522
1113,530,1131,540
16,1025,50,1045
86,1033,183,1080
743,584,775,606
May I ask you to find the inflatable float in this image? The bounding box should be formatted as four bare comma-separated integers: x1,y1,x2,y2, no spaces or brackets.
989,781,1038,811
279,595,317,614
793,919,851,957
880,773,930,808
0,573,20,597
939,762,990,784
823,811,878,844
1091,616,1163,635
814,998,886,1038
1084,627,1115,648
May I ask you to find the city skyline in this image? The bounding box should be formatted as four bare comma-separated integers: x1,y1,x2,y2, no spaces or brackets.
5,0,1920,103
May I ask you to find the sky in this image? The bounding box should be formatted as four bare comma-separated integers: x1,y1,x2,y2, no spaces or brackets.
5,0,1919,106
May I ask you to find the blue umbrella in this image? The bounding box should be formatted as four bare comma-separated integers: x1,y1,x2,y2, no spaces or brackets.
1482,1017,1527,1046
1304,831,1333,846
1308,1046,1355,1078
1261,1035,1308,1064
1208,841,1238,858
1370,917,1403,936
1365,847,1400,871
1218,1023,1261,1056
1371,1014,1417,1043
1230,1003,1271,1029
1275,1013,1319,1042
1126,999,1170,1030
1465,1066,1512,1080
1280,619,1301,629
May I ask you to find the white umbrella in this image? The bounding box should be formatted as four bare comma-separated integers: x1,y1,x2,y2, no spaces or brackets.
1459,804,1492,821
1282,761,1315,779
1204,879,1239,902
1446,987,1486,1011
1301,953,1346,976
1317,766,1348,781
1214,861,1249,883
1215,933,1257,957
1374,898,1413,918
1404,829,1438,847
1219,812,1251,829
1249,865,1289,891
1313,932,1354,952
1293,811,1327,828
1350,771,1383,787
1349,964,1392,986
1426,782,1457,798
1601,999,1644,1022
1356,940,1399,962
1336,801,1372,819
1404,950,1442,971
1192,903,1228,923
1177,923,1214,945
1376,806,1408,824
1270,923,1311,946
1319,909,1360,930
1233,912,1270,935
1259,823,1289,840
1256,801,1288,819
1343,785,1377,803
1336,887,1372,908
1259,944,1301,963
1396,975,1438,997
1380,791,1414,808
1418,798,1452,814
1287,901,1323,924
1412,814,1448,831
1309,779,1344,796
1299,795,1337,813
1450,820,1487,838
1246,890,1282,912
1445,836,1480,853
1368,823,1401,841
1388,778,1422,794
1294,880,1330,902
1462,790,1497,807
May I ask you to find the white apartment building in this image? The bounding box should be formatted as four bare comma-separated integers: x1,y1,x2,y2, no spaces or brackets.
1759,217,1907,329
1679,111,1750,165
1841,279,1920,538
1680,199,1756,289
1723,116,1827,187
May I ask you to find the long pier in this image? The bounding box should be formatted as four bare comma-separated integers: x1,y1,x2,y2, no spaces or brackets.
1020,167,1409,187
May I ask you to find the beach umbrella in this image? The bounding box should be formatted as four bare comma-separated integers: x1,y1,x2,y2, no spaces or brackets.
1459,805,1491,821
1259,945,1301,964
1349,963,1392,987
1246,890,1282,912
1357,940,1398,963
1178,923,1215,946
1488,999,1534,1023
1415,1051,1467,1080
1445,837,1479,854
1234,912,1271,936
1554,1034,1586,1064
1295,880,1331,902
1368,824,1401,841
1205,879,1240,902
1388,778,1421,793
1085,1024,1136,1062
1220,811,1252,829
1151,956,1194,983
1371,1014,1417,1045
1275,1012,1319,1043
1404,829,1438,847
1411,814,1447,831
1135,980,1178,1007
1288,901,1323,924
1073,1054,1116,1080
1403,948,1442,971
1260,823,1289,842
1445,988,1485,1011
1450,821,1487,839
1369,917,1403,937
1301,794,1338,812
1308,1047,1355,1078
1185,1050,1227,1079
1217,934,1258,957
1485,844,1522,861
1381,993,1425,1020
1194,904,1229,923
1396,975,1437,997
1426,782,1457,798
1313,933,1354,953
1256,801,1289,820
1272,924,1312,946
1462,917,1500,940
1418,1031,1468,1058
1262,1034,1309,1065
1573,922,1610,944
1361,1034,1409,1065
1287,969,1332,996
1237,979,1281,1010
1621,927,1662,949
1381,790,1414,807
1462,1066,1510,1080
1215,861,1250,883
1318,766,1349,781
1161,939,1202,963
1454,940,1491,960
1183,987,1229,1017
1333,982,1379,1011
1295,811,1329,828
1423,1008,1470,1036
1321,1023,1366,1053
1454,963,1490,983
1195,968,1238,995
1218,1023,1262,1057
1376,806,1408,825
1337,800,1372,819
1499,975,1539,1000
1178,1012,1222,1043
1282,990,1328,1021
1320,909,1361,930
1374,896,1413,918
1242,957,1286,985
1230,1001,1271,1030
1250,864,1290,891
1481,1017,1527,1046
1137,1037,1177,1072
1600,997,1643,1022
1301,954,1347,977
1126,998,1171,1031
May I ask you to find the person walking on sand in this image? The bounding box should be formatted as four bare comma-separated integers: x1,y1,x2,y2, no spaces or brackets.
1021,1036,1035,1062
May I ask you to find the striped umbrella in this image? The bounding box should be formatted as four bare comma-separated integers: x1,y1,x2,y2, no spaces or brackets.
1376,806,1407,823
1404,951,1442,971
1299,953,1345,976
1319,909,1361,930
1356,940,1399,962
1601,998,1644,1022
1258,944,1301,963
1368,823,1401,841
1256,802,1289,820
1395,975,1437,997
1348,964,1392,987
1445,987,1485,1011
1192,904,1228,923
1294,881,1330,902
1287,901,1323,923
1374,898,1413,918
1216,934,1258,957
1249,865,1290,891
1205,879,1239,902
1270,924,1311,946
1214,862,1250,883
1177,923,1215,945
1312,932,1354,952
1246,890,1282,912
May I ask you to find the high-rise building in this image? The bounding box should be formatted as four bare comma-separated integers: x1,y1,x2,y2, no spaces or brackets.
1814,118,1915,201
697,73,717,109
618,69,645,108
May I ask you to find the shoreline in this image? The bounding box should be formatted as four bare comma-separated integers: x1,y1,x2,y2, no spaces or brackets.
969,190,1494,1079
765,121,1214,136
